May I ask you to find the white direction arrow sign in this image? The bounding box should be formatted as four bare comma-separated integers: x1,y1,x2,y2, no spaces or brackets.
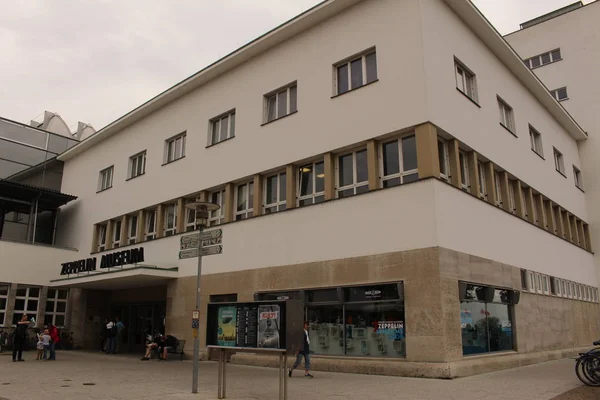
178,245,223,259
180,229,223,250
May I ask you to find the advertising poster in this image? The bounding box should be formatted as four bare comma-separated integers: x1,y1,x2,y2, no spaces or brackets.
257,304,281,349
217,306,237,347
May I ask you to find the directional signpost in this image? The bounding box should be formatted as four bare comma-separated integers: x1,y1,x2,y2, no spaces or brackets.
179,229,223,260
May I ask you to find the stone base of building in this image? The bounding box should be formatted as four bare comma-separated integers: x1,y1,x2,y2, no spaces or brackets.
227,347,586,379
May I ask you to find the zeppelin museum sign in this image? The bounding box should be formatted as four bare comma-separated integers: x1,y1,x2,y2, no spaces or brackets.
60,247,145,275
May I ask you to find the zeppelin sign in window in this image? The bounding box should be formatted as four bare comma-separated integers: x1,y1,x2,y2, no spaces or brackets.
60,247,145,275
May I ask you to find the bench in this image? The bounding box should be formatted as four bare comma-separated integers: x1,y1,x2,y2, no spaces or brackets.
167,339,186,361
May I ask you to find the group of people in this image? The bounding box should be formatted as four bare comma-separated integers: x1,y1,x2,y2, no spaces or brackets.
141,332,178,361
12,313,61,362
99,317,125,354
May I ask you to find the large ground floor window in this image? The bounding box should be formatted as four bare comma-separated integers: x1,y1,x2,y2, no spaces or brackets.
460,283,514,356
257,282,405,358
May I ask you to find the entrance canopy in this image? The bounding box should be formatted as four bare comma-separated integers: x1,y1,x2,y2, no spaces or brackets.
49,266,178,290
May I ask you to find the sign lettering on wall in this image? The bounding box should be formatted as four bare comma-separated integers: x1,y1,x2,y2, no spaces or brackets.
60,247,145,275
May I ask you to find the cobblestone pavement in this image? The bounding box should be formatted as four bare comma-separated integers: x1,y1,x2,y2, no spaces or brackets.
0,351,589,400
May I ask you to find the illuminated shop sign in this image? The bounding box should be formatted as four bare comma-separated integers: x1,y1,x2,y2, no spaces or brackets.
60,247,145,275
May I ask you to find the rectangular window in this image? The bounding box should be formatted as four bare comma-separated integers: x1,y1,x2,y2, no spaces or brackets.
520,269,528,290
380,135,418,189
497,97,515,133
528,271,535,291
459,150,469,191
113,220,122,248
164,204,177,236
235,181,254,221
337,149,369,198
508,180,517,214
44,289,68,327
561,280,567,297
335,49,377,95
13,286,40,325
455,58,478,102
264,172,287,214
529,126,544,158
209,110,236,145
573,166,583,190
525,48,562,69
532,193,539,225
550,87,568,101
542,275,550,295
208,189,226,226
438,139,450,182
494,171,502,207
145,209,157,240
551,277,559,296
0,284,9,326
165,132,186,164
298,161,325,207
554,148,565,175
97,224,107,252
264,84,297,123
477,160,486,199
128,151,146,179
535,273,543,295
98,166,114,192
128,215,138,244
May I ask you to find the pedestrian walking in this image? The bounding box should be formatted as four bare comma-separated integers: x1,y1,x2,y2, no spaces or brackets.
12,314,31,362
47,323,60,360
288,321,313,378
106,318,117,354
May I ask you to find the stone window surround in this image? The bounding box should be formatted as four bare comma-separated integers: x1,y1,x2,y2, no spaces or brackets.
89,122,591,255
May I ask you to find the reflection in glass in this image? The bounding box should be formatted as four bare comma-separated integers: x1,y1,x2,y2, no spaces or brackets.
382,140,400,177
351,59,363,89
356,150,368,183
307,306,345,356
339,154,353,187
337,64,349,94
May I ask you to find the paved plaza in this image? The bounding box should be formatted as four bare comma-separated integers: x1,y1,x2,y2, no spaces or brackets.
0,350,596,400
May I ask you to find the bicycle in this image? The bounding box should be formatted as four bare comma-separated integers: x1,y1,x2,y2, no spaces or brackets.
575,340,600,386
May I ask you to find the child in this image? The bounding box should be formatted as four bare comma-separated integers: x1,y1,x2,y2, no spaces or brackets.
36,331,45,360
41,329,52,360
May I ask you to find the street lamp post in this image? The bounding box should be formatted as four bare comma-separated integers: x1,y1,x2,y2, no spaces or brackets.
185,200,221,394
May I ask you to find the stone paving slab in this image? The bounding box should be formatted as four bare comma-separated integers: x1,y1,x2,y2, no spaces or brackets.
0,351,586,400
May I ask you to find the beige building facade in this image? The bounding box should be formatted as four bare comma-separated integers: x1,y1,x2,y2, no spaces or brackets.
1,0,599,377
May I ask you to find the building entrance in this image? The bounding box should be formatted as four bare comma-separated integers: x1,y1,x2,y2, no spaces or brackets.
111,303,166,353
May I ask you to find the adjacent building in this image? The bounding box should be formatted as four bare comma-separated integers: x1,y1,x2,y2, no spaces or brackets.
1,0,599,377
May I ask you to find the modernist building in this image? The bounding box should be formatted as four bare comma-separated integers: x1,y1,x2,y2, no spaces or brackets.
505,0,600,287
2,0,600,377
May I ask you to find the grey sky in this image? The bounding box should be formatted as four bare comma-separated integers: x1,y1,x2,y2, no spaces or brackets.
0,0,589,132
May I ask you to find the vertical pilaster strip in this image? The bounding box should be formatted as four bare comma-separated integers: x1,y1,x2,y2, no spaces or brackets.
285,165,296,210
514,181,525,219
176,198,185,233
557,207,566,239
524,187,535,224
484,162,496,205
324,152,336,200
253,174,263,217
5,283,17,328
414,123,440,179
562,209,572,241
137,210,145,243
106,219,114,250
120,215,127,246
367,139,379,191
156,204,164,239
577,219,585,248
37,286,49,329
448,139,461,189
584,224,592,251
570,214,579,245
467,152,479,196
224,183,234,223
544,199,555,233
91,224,99,253
499,171,510,212
535,194,546,230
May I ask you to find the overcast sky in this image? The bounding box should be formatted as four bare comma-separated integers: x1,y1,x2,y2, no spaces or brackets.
0,0,589,132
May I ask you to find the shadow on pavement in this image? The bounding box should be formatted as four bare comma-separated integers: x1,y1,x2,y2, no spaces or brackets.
551,386,599,400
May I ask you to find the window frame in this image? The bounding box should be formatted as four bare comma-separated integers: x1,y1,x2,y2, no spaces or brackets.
542,275,550,295
145,209,157,240
127,214,138,245
334,48,378,96
508,179,517,215
264,83,297,124
112,219,122,248
164,132,186,164
263,171,287,214
527,271,535,292
337,148,369,198
454,58,478,103
494,170,502,207
163,203,178,237
525,48,562,69
573,165,583,190
438,138,451,183
209,110,236,146
234,181,254,221
208,189,226,227
298,160,325,207
550,87,568,102
97,224,107,252
128,151,146,180
553,147,565,176
45,289,69,328
379,134,418,189
535,273,543,295
0,283,9,326
459,149,470,191
529,126,544,158
13,285,40,325
477,160,486,199
497,96,515,133
98,166,114,192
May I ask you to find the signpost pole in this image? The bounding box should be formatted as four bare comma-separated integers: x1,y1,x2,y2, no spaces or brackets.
192,222,204,394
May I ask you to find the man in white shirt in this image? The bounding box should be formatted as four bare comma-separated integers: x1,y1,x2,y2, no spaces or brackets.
288,321,313,378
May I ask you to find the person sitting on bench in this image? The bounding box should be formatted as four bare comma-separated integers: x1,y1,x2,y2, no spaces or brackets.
158,334,178,361
141,333,162,361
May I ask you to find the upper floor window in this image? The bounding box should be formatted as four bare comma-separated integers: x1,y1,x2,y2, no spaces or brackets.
235,181,254,221
145,209,157,240
264,83,297,124
0,284,8,326
298,161,325,207
494,170,502,207
264,172,287,214
44,289,68,327
573,166,583,190
337,149,368,198
529,126,544,158
164,204,177,237
335,49,377,95
380,135,418,188
164,132,186,164
209,110,236,146
454,58,478,103
497,97,515,133
459,150,469,191
128,151,146,179
553,148,565,176
127,214,138,244
524,49,561,69
113,219,122,248
550,87,568,102
13,286,39,325
508,180,517,215
97,224,107,252
209,189,226,226
98,166,113,192
438,139,450,183
477,160,486,199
